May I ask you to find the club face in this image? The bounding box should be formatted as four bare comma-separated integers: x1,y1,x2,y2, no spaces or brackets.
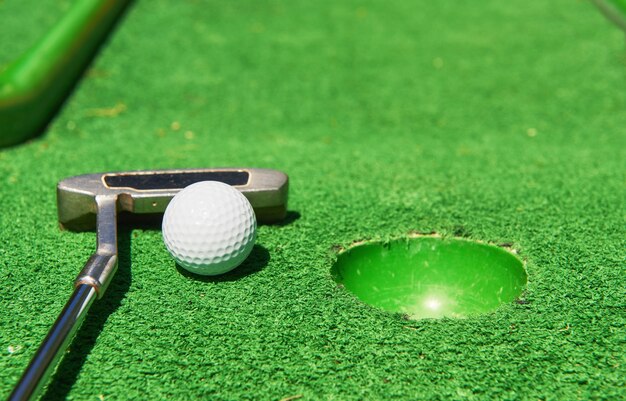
58,168,289,230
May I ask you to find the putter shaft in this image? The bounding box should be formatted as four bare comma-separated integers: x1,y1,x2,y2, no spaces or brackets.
8,285,97,401
9,196,118,401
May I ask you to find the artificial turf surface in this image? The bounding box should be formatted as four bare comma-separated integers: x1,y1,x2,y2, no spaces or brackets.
1,0,625,399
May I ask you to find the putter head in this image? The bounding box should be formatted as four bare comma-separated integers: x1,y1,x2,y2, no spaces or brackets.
58,168,289,231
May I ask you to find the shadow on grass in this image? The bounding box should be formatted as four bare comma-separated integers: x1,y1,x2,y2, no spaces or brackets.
274,210,301,226
175,244,270,282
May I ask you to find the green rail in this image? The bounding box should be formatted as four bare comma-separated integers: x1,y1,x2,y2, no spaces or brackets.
0,0,131,148
592,0,626,31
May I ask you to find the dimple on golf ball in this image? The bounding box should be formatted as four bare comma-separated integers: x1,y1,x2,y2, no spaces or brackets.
162,181,256,275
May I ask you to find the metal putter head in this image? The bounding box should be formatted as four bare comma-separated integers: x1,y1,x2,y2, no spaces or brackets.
58,167,288,297
58,168,289,231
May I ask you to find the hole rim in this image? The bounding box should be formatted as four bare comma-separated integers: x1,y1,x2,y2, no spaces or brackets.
331,233,528,320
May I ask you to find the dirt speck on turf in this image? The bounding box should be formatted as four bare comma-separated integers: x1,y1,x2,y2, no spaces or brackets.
407,230,440,238
85,102,126,117
355,7,368,19
347,239,371,249
278,395,303,401
85,68,110,79
330,244,344,253
433,57,444,69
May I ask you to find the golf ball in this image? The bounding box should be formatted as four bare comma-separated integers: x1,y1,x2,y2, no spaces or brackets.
162,181,256,275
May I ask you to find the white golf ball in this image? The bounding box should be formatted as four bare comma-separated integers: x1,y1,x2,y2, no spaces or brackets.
162,181,256,275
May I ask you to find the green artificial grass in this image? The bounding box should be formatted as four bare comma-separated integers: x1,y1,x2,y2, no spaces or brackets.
1,0,625,399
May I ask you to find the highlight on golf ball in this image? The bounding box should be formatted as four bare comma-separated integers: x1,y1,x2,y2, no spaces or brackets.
162,181,257,275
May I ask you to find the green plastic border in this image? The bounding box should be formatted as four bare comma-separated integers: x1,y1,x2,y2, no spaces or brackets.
592,0,626,32
0,0,131,147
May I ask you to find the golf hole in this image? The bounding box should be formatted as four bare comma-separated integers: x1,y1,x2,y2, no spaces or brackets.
331,236,527,319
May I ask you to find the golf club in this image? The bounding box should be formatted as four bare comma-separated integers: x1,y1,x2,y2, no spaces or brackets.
9,168,289,401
